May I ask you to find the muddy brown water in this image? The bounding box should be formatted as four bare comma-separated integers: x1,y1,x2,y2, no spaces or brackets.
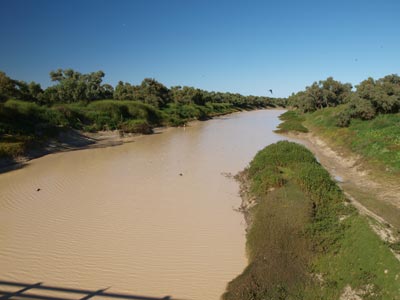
0,110,286,300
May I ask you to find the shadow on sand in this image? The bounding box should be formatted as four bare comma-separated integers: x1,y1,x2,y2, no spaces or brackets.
0,280,188,300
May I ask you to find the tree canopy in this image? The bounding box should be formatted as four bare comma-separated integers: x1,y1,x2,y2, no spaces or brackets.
288,77,352,112
287,74,400,127
0,69,279,109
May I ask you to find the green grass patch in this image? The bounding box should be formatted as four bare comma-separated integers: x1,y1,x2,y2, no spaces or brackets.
311,215,400,299
275,110,309,133
224,182,312,300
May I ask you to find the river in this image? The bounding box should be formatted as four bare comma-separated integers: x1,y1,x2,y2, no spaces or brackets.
0,109,286,300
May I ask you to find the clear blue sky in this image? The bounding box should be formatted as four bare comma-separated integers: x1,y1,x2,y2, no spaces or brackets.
1,0,399,97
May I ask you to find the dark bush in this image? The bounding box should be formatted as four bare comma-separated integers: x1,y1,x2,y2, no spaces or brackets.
120,119,153,134
336,109,352,127
348,96,376,120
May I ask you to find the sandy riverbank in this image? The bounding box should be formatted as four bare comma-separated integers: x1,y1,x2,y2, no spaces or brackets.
0,129,141,173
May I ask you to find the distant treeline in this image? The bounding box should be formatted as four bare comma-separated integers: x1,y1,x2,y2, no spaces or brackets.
0,69,285,158
0,69,285,108
288,74,400,126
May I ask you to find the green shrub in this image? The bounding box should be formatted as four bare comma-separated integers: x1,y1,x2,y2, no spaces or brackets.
349,96,376,120
1,99,65,135
82,100,163,131
336,109,352,127
0,141,25,158
249,141,316,177
205,102,236,115
120,119,153,134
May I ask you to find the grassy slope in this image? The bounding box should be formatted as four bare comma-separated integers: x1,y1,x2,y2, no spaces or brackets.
276,108,400,177
305,107,400,175
224,141,400,300
312,214,400,299
276,108,400,228
274,110,308,133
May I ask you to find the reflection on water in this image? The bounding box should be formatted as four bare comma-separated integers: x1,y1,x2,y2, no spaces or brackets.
0,110,286,300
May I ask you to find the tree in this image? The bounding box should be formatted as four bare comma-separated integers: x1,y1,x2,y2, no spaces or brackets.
170,86,208,105
113,81,136,100
84,70,106,100
101,84,114,99
44,68,110,103
0,71,43,103
288,77,352,112
355,75,400,113
320,77,352,107
0,71,17,102
135,78,171,107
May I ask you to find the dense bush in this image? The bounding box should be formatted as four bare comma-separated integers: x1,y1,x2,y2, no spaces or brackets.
163,103,210,125
356,75,400,114
0,99,65,135
348,96,376,120
288,77,352,112
81,100,163,131
289,74,400,126
249,141,316,176
120,119,153,134
336,95,377,127
335,109,352,127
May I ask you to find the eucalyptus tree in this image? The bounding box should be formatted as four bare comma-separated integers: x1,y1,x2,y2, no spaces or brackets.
113,81,136,100
0,71,17,102
45,69,111,103
0,71,43,103
135,78,171,108
356,74,400,113
288,77,352,112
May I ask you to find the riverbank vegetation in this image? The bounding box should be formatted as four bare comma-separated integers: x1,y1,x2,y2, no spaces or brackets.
280,73,400,176
274,110,308,133
224,141,400,300
0,70,286,159
277,74,400,235
287,74,399,121
306,109,400,175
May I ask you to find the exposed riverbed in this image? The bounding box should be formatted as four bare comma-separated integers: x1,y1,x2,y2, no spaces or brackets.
0,110,286,300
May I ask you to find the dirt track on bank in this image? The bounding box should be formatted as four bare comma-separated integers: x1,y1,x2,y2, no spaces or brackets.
285,132,400,228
